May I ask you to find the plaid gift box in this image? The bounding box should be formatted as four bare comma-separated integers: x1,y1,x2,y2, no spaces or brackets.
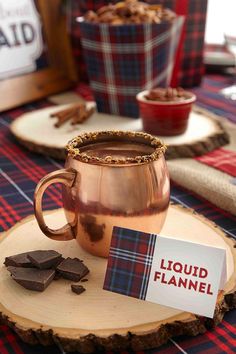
68,0,207,88
103,226,157,299
148,0,208,87
68,1,110,82
78,17,184,117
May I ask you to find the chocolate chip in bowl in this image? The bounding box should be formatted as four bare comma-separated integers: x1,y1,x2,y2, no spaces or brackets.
137,87,196,136
145,87,188,102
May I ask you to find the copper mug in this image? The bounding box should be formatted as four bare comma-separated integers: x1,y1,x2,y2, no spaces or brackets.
34,131,170,257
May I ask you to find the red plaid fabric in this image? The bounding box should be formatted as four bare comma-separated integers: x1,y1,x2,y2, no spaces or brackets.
154,0,208,87
104,227,156,299
195,148,236,177
79,17,183,117
192,74,236,124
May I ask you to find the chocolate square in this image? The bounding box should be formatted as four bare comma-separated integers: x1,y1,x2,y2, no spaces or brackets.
27,250,62,269
56,258,89,282
7,266,55,292
4,252,33,268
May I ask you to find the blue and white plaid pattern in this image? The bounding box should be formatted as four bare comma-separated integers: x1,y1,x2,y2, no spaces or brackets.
79,17,184,117
104,226,157,300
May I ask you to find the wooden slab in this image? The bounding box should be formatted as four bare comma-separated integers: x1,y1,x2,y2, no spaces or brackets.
48,91,85,105
10,104,229,160
0,205,235,353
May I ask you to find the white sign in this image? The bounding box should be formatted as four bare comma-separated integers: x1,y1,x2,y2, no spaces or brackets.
146,236,227,318
104,227,227,319
0,0,43,80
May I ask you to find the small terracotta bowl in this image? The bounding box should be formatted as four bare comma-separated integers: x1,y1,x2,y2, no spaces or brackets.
136,89,196,136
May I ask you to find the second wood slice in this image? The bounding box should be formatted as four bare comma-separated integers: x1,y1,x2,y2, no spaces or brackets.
0,205,235,352
10,104,229,160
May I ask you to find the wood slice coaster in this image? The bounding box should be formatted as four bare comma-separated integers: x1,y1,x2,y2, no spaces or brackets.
10,104,229,160
0,205,235,353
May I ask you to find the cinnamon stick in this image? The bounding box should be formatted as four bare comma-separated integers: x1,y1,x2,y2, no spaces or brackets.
50,104,95,128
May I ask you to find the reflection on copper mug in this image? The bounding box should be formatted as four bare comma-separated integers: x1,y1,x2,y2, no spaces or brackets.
34,131,170,257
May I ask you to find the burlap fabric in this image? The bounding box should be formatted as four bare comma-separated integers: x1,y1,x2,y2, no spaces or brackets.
168,108,236,215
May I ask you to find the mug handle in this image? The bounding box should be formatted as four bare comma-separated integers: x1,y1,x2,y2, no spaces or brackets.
34,169,76,241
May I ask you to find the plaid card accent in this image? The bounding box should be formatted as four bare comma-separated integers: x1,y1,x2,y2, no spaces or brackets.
104,225,227,318
104,226,157,299
79,17,184,117
195,148,236,177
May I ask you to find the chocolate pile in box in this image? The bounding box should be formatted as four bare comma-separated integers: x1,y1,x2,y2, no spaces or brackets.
84,0,176,25
4,250,89,294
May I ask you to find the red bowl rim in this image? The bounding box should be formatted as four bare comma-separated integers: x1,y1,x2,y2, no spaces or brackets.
136,90,196,106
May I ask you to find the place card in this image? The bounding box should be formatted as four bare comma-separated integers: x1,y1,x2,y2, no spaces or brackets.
103,227,227,318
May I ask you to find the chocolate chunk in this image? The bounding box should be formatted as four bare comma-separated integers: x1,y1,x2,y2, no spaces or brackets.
81,278,88,282
71,284,86,295
4,252,33,268
56,258,89,282
52,256,65,269
7,266,55,292
53,272,61,280
27,250,62,269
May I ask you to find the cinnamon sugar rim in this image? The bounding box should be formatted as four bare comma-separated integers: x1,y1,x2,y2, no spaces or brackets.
66,131,166,164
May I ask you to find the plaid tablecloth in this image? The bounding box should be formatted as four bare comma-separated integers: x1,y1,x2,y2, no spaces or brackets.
0,75,236,353
195,148,236,177
191,74,236,124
